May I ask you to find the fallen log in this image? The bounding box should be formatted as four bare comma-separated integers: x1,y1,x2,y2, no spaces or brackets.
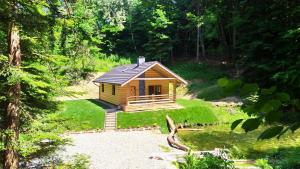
166,115,189,151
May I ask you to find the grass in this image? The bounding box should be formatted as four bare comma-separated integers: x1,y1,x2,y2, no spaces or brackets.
47,99,106,131
177,124,300,167
117,99,247,133
93,54,131,72
170,63,231,101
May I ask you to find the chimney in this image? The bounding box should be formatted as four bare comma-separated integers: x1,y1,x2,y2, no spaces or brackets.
137,56,145,66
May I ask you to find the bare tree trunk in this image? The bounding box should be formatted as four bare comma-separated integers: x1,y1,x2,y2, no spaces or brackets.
199,26,205,59
218,19,231,60
196,5,205,62
129,21,138,54
4,21,21,169
231,0,238,62
196,7,200,62
196,25,200,62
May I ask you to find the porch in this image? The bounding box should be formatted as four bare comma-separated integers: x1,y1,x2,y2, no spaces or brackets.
122,94,183,112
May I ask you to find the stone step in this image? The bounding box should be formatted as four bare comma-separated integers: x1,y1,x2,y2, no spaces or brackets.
106,116,115,119
106,122,116,125
106,120,116,123
105,125,116,129
106,116,115,118
105,112,117,130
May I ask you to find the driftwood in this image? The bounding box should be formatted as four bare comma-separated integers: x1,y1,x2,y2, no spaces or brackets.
166,115,189,151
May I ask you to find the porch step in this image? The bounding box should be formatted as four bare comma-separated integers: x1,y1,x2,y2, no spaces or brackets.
105,112,117,131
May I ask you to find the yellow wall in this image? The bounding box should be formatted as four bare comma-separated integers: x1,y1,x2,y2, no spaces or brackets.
99,83,120,105
144,68,165,78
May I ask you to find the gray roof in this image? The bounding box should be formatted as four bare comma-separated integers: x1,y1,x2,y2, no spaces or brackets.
93,61,159,85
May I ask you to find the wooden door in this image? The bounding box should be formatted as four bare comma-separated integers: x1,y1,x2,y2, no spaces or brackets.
130,86,136,96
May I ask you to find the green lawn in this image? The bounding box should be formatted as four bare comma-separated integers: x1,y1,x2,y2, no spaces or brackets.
170,63,230,101
47,99,106,131
117,99,247,133
178,125,300,168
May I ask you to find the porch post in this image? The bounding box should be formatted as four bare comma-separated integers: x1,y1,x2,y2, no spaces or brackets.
173,81,176,102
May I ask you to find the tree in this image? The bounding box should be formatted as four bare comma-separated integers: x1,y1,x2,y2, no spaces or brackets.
0,0,61,168
143,4,173,62
5,17,21,169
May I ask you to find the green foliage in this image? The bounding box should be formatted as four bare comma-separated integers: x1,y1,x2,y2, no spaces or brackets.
229,146,246,159
241,118,261,133
255,159,273,169
178,152,234,169
178,124,300,168
218,78,300,138
57,154,90,169
231,119,243,131
258,126,284,140
143,4,173,61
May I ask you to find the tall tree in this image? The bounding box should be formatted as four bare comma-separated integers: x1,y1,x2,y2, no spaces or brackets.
0,0,57,168
5,16,21,169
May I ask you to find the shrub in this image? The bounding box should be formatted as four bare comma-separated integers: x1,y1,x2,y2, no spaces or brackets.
58,154,90,169
229,146,246,159
255,159,273,169
178,152,235,169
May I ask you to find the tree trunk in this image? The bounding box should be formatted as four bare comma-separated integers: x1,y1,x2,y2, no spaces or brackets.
129,21,138,54
196,6,205,62
196,25,200,62
199,26,206,59
4,21,21,169
218,19,231,59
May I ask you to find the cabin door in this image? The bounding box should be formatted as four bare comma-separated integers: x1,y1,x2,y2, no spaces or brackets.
130,86,136,96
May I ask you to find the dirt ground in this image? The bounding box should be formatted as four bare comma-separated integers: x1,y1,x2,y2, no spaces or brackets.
56,72,104,101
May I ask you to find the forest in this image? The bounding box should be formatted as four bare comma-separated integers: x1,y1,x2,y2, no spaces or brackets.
0,0,299,168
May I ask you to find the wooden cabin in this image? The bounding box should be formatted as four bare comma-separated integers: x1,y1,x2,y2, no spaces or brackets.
93,57,187,111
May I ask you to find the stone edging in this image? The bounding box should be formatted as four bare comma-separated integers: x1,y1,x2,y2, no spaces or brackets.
64,129,104,134
116,126,160,132
63,126,160,134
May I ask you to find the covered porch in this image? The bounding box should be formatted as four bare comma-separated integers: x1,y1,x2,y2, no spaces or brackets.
121,78,182,112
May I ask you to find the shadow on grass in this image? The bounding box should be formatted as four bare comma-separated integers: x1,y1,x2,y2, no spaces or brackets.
87,99,112,109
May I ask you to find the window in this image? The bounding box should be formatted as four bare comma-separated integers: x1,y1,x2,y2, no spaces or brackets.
112,84,116,95
148,85,162,95
101,84,104,92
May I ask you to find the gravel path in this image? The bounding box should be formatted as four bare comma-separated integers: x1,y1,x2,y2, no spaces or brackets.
62,130,182,169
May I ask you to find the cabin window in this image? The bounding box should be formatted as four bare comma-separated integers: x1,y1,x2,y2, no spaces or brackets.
148,85,162,95
112,84,116,95
101,84,104,92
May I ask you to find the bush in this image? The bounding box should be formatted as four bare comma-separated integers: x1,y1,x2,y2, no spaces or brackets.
178,152,235,169
255,159,273,169
58,154,90,169
229,146,246,159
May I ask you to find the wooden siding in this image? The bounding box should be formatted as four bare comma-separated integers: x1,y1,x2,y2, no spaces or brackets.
99,83,121,105
119,84,130,105
99,68,176,106
144,68,166,78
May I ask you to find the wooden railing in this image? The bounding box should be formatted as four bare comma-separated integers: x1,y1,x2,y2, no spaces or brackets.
127,94,174,105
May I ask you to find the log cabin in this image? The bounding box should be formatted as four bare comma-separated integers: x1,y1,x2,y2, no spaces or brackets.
93,57,187,112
